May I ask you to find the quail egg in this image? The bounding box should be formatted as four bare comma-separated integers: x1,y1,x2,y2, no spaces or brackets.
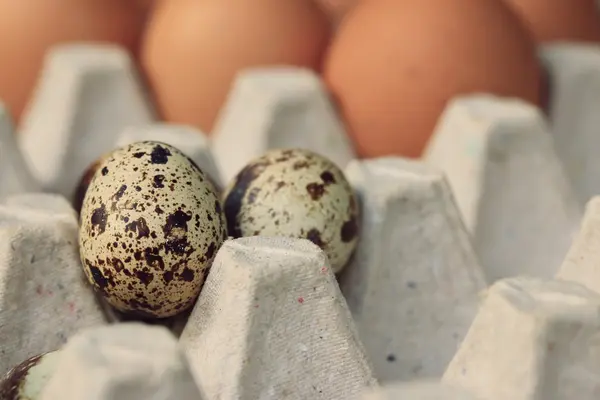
223,148,359,273
79,141,227,318
0,350,61,400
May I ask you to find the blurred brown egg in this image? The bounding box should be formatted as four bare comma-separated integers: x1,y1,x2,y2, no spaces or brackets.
0,0,147,123
324,0,543,158
503,0,600,43
141,0,331,134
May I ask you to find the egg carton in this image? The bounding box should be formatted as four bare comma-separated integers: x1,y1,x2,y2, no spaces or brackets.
1,42,600,399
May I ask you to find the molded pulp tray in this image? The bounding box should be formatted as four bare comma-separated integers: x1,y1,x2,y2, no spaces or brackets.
2,42,600,399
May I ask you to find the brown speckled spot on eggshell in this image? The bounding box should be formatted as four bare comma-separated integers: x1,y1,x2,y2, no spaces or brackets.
306,228,325,247
320,171,336,184
179,267,195,282
164,237,192,256
90,204,108,235
125,217,150,239
72,159,103,215
141,246,165,270
204,242,216,260
223,160,271,238
306,182,326,200
163,210,191,237
0,353,44,400
153,174,166,188
135,269,154,285
341,216,358,243
150,144,172,164
113,184,128,201
306,169,338,200
110,257,125,273
85,261,114,292
293,160,310,170
341,197,359,243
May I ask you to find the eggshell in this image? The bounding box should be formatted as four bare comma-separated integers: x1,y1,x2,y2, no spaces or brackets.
323,0,542,158
223,148,359,273
72,152,113,215
503,0,600,43
0,351,61,400
79,141,227,318
140,0,331,134
0,0,146,122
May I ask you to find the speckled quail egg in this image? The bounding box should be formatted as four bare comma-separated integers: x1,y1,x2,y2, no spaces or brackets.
0,350,61,399
79,141,227,318
223,148,359,273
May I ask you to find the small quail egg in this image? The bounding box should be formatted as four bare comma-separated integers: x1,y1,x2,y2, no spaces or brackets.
223,148,359,273
79,141,227,318
0,350,61,400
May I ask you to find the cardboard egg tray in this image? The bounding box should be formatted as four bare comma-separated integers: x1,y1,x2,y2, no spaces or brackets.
2,42,600,399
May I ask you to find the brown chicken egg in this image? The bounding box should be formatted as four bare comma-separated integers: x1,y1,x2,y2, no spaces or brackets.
141,0,331,134
0,0,147,123
324,0,543,158
503,0,600,43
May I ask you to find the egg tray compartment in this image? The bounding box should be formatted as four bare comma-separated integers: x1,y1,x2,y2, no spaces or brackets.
2,42,600,399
